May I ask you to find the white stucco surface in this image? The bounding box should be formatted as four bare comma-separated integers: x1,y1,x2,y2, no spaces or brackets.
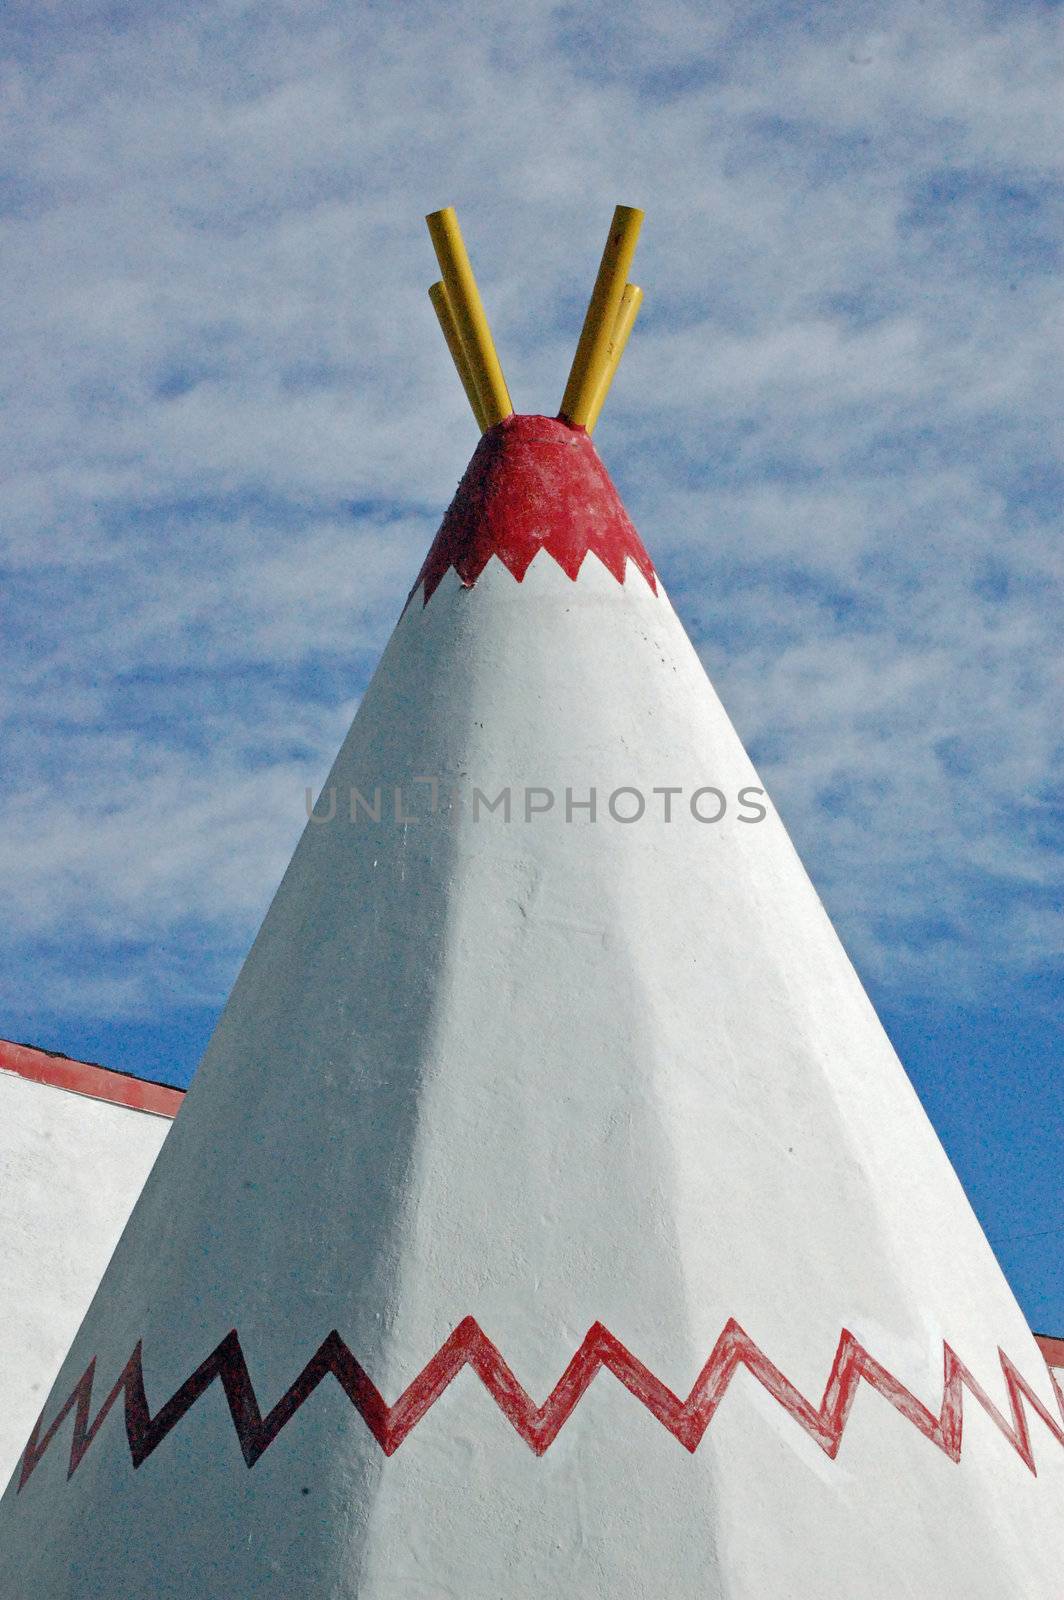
0,1072,172,1486
2,550,1062,1597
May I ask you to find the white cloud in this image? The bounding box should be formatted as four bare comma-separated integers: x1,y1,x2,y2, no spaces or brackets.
2,0,1061,1022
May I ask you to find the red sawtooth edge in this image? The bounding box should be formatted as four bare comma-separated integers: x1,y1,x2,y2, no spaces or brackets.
408,414,657,607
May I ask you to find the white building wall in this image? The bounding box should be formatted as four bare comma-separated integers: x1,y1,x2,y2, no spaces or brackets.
0,1070,174,1483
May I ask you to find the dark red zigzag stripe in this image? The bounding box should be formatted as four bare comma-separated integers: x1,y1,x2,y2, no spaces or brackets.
17,1318,1064,1494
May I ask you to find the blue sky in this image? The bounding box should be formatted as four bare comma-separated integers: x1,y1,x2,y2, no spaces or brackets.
3,0,1062,1330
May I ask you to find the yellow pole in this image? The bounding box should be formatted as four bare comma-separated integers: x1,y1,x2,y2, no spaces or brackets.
584,284,643,435
426,207,513,428
559,204,643,428
429,281,489,431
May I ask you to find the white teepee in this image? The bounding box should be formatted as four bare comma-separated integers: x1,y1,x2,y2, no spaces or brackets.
3,214,1062,1600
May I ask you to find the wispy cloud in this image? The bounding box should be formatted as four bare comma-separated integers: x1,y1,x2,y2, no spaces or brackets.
3,0,1061,1028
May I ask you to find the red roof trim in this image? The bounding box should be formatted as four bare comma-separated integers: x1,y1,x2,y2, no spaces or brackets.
1035,1334,1064,1372
0,1039,184,1120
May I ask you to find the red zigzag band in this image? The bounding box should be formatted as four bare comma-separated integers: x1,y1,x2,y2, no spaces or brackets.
17,1317,1064,1494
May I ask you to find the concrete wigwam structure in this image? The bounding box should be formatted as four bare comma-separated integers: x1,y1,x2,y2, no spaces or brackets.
3,207,1063,1598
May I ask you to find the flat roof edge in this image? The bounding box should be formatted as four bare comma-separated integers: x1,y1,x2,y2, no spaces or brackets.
1034,1333,1064,1371
0,1038,185,1120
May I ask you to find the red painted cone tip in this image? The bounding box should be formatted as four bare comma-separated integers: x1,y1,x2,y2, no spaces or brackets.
409,413,657,608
